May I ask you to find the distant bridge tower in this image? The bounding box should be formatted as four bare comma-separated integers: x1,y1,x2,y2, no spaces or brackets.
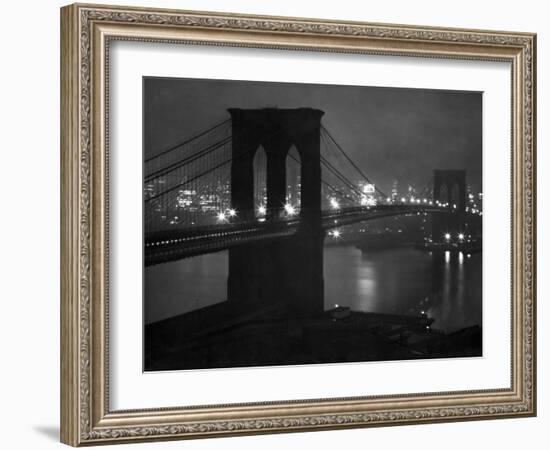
432,169,466,242
227,108,325,316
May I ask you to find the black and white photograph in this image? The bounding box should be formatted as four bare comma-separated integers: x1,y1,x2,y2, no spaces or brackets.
143,77,483,371
1,0,544,447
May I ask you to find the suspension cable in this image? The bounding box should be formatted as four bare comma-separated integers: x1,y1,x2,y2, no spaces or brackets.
144,118,231,163
321,125,387,198
146,127,285,204
145,135,232,182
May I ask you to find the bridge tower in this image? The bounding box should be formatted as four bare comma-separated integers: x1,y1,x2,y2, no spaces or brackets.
432,169,466,242
227,108,325,316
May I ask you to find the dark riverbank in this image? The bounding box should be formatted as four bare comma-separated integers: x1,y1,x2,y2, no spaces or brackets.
145,305,481,371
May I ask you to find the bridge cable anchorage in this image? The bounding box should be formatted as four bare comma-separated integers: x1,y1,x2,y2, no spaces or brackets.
144,118,231,163
321,125,388,199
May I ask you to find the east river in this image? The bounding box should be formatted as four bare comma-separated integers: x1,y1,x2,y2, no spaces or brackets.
145,245,482,333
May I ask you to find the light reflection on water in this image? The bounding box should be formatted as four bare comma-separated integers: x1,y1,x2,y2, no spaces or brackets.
324,246,481,333
145,246,481,333
144,252,228,324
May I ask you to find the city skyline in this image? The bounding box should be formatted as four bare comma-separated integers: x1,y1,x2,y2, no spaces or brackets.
144,174,483,229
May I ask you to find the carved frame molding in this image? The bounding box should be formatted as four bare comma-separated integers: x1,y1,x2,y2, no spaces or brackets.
60,3,536,446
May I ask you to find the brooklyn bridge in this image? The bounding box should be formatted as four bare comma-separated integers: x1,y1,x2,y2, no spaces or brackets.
144,108,481,319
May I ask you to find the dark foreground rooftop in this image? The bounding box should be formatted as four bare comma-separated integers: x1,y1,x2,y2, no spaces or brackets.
145,303,481,371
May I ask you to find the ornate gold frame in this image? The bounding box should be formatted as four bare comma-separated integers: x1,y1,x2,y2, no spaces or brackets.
60,3,536,446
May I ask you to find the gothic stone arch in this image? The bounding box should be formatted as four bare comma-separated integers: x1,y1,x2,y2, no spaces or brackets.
227,108,325,316
432,169,466,241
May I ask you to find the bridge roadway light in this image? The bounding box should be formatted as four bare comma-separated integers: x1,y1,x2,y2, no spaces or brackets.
444,233,451,241
258,205,266,215
458,233,465,241
331,229,341,238
228,208,237,217
217,211,227,222
330,198,340,209
284,203,296,216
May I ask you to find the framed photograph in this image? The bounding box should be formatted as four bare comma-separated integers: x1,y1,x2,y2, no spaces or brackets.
60,3,536,446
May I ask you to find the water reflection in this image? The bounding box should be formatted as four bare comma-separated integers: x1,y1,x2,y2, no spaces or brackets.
324,246,481,333
145,245,481,333
144,252,228,324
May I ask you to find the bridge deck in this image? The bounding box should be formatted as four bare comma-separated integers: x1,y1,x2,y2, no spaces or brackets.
145,204,448,266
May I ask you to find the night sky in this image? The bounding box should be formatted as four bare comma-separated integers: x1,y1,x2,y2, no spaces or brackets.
144,77,482,194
